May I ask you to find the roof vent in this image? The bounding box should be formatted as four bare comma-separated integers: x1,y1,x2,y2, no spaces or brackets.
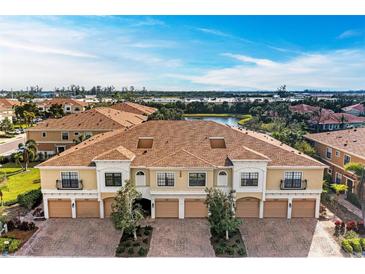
138,137,154,149
209,137,226,149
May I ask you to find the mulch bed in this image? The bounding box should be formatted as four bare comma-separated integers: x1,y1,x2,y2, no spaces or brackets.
2,227,38,253
115,226,153,257
210,229,247,257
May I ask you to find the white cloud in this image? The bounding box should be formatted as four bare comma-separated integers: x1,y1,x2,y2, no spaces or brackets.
337,29,362,39
180,49,365,90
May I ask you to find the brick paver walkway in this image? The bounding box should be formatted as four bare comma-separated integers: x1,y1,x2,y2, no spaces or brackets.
16,219,121,257
338,195,362,219
148,219,215,257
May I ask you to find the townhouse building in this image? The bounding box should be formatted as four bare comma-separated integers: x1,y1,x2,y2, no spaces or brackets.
110,101,157,116
305,128,365,194
0,98,21,122
37,98,89,114
342,103,365,116
37,120,325,220
26,107,147,156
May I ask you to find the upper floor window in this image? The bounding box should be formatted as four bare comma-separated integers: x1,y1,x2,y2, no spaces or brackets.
335,150,340,157
284,171,302,188
218,171,228,186
105,172,122,187
136,171,146,186
344,154,351,165
335,172,342,184
157,172,175,187
326,147,332,159
42,132,47,138
60,171,79,188
189,172,206,187
240,172,259,187
62,132,69,140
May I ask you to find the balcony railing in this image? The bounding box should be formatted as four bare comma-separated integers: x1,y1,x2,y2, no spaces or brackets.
56,179,83,190
280,179,307,190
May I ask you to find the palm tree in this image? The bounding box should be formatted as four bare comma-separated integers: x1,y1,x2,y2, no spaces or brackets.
14,140,37,171
345,163,365,227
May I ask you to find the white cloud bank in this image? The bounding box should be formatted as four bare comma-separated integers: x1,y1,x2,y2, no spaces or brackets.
180,49,365,90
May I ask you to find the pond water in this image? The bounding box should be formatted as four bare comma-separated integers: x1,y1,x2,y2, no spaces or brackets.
184,116,240,127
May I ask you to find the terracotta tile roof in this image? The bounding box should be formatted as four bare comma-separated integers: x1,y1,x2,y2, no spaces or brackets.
309,112,365,125
37,98,89,107
289,104,333,114
0,98,21,108
94,145,135,161
305,128,365,159
28,107,147,131
110,102,157,116
342,103,365,113
39,120,325,168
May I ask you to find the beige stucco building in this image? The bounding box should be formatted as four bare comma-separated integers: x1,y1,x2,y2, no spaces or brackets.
38,120,325,219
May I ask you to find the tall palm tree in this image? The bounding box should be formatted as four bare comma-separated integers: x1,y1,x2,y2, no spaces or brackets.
345,163,365,227
14,140,37,171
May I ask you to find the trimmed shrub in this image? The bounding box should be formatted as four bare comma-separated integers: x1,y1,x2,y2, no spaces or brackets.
17,189,42,210
6,220,15,231
138,247,147,256
342,239,353,254
360,238,365,250
344,230,359,239
225,246,234,255
127,247,134,255
350,239,362,253
237,248,246,256
0,238,21,253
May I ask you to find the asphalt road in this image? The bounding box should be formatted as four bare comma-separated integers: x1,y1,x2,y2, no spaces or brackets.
0,135,26,156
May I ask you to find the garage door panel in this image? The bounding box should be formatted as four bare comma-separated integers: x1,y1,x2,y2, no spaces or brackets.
48,200,72,218
185,199,207,218
292,199,315,218
264,199,288,218
104,198,115,217
77,199,100,218
236,198,260,218
155,199,179,218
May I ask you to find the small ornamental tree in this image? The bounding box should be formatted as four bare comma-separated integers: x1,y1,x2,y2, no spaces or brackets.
111,179,144,240
345,163,365,227
330,183,348,202
14,140,37,171
205,188,241,240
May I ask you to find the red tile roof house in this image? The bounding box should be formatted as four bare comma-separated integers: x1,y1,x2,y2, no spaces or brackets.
290,104,365,132
342,103,365,116
37,98,89,114
0,98,21,122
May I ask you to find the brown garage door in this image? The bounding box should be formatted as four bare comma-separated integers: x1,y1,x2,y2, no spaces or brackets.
236,198,260,218
292,199,316,218
48,199,72,218
264,199,288,218
76,199,100,218
155,199,179,218
104,198,115,217
185,199,207,218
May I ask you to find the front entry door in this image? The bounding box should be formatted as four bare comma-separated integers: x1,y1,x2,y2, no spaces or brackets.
346,179,353,194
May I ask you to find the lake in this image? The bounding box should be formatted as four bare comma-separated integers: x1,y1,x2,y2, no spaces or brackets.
184,116,240,127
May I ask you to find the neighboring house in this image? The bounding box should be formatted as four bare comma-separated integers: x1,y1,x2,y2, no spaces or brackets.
0,98,21,122
342,103,365,116
37,120,325,220
305,128,365,194
290,104,365,131
37,98,89,114
26,107,147,156
110,101,157,116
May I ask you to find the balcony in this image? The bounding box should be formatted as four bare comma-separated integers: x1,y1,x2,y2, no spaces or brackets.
280,179,307,190
56,179,83,190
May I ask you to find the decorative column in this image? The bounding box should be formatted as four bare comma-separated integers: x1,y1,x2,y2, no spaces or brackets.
259,200,264,218
151,198,155,219
178,197,184,219
99,200,104,219
287,198,293,219
315,195,320,218
43,196,49,219
71,198,76,218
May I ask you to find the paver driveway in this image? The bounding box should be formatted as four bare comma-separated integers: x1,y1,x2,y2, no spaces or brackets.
16,219,121,257
240,218,344,257
148,219,215,257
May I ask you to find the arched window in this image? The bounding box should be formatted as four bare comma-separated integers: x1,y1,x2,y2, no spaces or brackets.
218,171,228,186
136,171,146,186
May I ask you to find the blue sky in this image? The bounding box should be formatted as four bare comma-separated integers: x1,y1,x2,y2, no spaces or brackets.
0,16,365,91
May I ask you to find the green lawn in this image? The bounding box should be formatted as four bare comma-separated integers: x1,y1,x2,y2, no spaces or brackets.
0,168,40,203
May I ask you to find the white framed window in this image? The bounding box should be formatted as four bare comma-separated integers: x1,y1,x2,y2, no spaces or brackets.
335,172,342,184
135,170,146,186
217,170,228,186
157,172,175,187
188,172,206,187
240,172,259,186
327,168,332,175
326,147,332,159
344,154,351,165
61,132,69,140
56,146,66,154
74,132,79,136
335,150,340,157
42,132,47,138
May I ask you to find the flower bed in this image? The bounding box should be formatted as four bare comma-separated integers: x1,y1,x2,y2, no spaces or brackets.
210,229,247,257
115,226,153,257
